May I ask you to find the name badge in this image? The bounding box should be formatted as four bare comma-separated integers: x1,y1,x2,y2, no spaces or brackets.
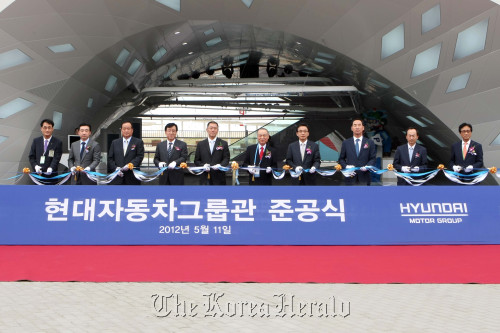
48,150,55,157
40,156,45,164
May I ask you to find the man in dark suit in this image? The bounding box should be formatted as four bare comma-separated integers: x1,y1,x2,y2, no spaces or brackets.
449,122,484,176
28,119,63,180
243,128,278,185
194,121,230,185
393,127,428,186
285,123,321,185
68,123,102,185
154,123,188,185
339,118,377,185
107,120,145,185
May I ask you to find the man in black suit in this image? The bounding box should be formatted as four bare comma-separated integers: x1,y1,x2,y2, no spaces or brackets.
28,119,63,180
243,128,278,185
194,121,230,185
338,118,377,185
107,120,145,185
285,123,321,185
154,123,188,185
449,122,483,176
68,123,102,185
392,127,428,186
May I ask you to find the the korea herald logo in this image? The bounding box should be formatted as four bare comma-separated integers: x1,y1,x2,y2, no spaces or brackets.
399,202,468,224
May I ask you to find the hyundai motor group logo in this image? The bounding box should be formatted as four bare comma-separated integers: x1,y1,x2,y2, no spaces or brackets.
399,202,468,224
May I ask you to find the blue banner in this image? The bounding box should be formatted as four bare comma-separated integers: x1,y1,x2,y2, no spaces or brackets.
1,185,499,245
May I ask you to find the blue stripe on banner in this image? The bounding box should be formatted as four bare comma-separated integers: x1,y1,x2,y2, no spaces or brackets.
0,185,499,245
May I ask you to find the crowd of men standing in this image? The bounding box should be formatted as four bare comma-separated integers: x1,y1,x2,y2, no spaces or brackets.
29,118,484,186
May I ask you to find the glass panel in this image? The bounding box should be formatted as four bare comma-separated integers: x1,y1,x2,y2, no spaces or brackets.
115,49,130,67
0,97,34,118
422,4,441,34
0,49,32,71
381,24,404,59
152,47,167,62
48,43,75,53
411,43,441,77
446,72,471,93
104,75,117,92
454,19,488,61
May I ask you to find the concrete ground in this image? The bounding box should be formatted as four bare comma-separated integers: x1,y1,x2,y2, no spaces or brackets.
1,282,499,332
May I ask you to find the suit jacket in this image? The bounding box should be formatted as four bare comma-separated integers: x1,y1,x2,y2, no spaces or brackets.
68,139,102,185
448,140,484,172
154,139,188,185
194,138,230,185
285,140,321,185
108,136,145,185
338,137,376,185
243,144,278,185
393,144,428,185
28,136,63,175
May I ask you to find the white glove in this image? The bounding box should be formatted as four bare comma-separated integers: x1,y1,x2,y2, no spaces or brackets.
203,163,210,171
35,165,42,174
121,164,129,172
251,168,258,175
168,161,176,169
70,166,76,175
46,167,53,175
266,167,272,174
401,166,411,173
410,166,419,173
309,166,316,173
453,165,462,173
84,167,91,171
465,165,473,173
346,165,355,170
360,166,367,172
214,164,221,170
295,166,303,174
117,170,124,177
158,162,166,168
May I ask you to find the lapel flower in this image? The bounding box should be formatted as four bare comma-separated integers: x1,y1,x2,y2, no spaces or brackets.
306,147,312,155
130,144,136,151
265,150,272,158
468,146,476,155
85,146,91,151
363,143,369,149
216,145,223,150
415,152,420,158
175,146,181,151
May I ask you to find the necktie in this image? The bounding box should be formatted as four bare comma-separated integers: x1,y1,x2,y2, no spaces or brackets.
124,140,128,156
409,147,413,162
167,142,173,157
210,140,214,154
80,142,86,159
463,143,467,160
44,139,48,154
259,146,264,160
355,139,360,157
300,143,305,160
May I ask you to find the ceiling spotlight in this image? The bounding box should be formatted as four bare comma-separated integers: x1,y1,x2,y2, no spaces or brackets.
206,68,215,76
284,64,293,75
222,56,234,78
222,66,234,79
266,56,279,77
177,74,190,80
191,71,200,79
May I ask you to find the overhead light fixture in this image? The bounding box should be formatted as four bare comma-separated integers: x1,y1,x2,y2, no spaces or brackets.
177,74,190,80
206,68,215,76
0,49,32,71
222,56,234,79
182,42,188,46
155,0,180,12
266,56,279,77
191,71,200,79
284,65,293,75
174,31,180,35
48,43,75,53
0,97,34,119
188,51,194,55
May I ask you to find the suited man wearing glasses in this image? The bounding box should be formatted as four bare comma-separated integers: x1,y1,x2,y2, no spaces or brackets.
68,123,102,185
243,128,277,185
449,123,483,176
28,119,63,180
108,120,145,185
154,123,188,185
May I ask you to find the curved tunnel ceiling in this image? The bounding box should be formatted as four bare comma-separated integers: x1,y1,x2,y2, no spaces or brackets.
0,0,499,182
